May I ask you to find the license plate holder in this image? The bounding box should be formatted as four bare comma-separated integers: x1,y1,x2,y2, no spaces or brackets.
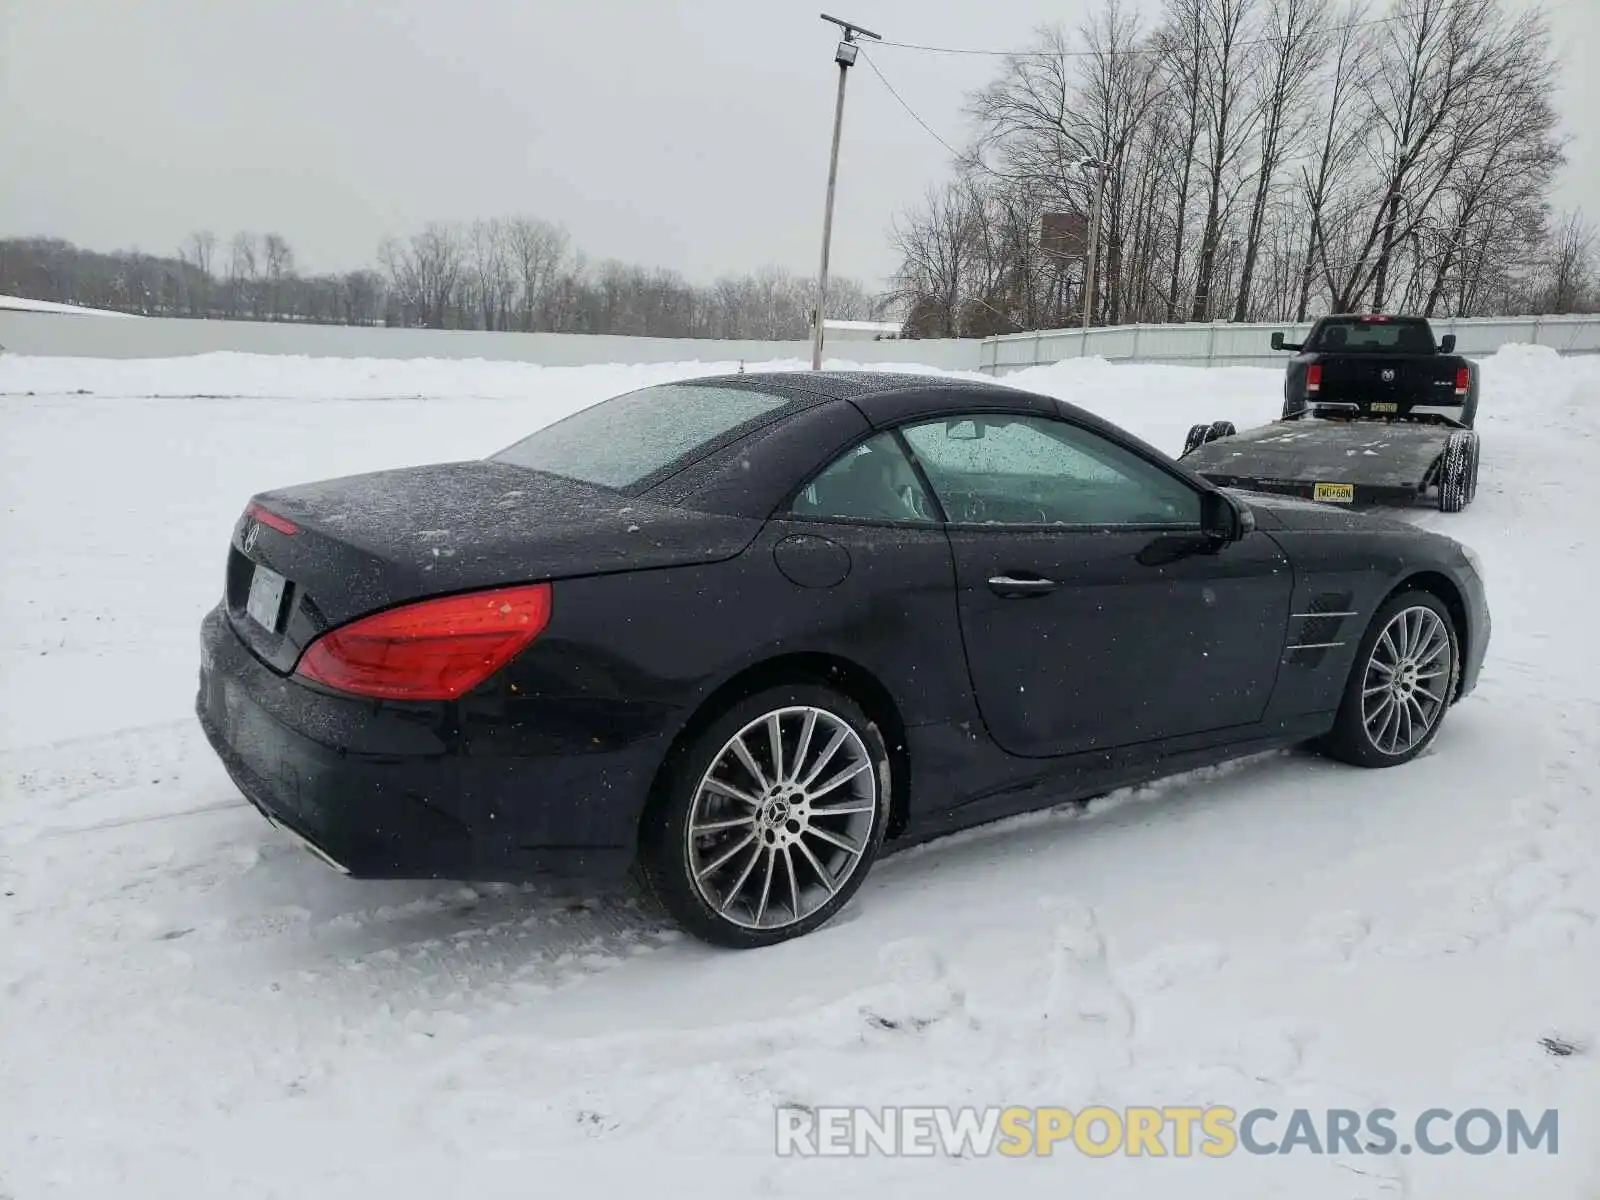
1313,482,1355,504
246,563,288,632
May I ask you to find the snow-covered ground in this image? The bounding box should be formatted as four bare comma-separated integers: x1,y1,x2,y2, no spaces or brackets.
2,348,1596,1198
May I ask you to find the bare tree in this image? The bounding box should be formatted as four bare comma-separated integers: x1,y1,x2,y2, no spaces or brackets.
890,178,985,336
1233,0,1328,320
262,233,294,320
503,216,569,331
1188,0,1259,320
381,223,464,329
1295,0,1374,318
227,232,259,319
1540,212,1596,314
467,219,516,331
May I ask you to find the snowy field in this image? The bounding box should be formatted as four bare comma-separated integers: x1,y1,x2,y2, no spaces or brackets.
2,347,1598,1198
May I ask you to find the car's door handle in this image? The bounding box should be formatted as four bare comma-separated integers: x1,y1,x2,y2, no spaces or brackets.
987,574,1058,597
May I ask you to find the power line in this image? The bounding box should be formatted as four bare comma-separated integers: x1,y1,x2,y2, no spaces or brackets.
858,50,974,167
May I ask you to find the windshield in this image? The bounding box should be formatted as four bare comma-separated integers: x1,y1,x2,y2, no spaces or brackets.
1311,318,1435,354
490,381,791,489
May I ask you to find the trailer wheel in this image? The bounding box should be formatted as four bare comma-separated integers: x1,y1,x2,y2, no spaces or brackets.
1207,420,1237,441
1182,423,1211,456
1436,430,1477,513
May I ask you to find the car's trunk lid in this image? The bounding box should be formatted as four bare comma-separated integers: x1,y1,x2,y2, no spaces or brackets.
225,460,762,674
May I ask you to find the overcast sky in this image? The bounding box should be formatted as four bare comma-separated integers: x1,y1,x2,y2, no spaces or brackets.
2,0,1595,290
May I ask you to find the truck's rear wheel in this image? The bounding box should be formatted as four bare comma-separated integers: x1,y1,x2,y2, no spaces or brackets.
1437,431,1477,512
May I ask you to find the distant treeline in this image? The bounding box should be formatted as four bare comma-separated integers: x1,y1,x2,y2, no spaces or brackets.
0,221,890,340
888,0,1598,336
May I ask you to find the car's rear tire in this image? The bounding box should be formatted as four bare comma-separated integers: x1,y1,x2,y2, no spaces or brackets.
1318,590,1459,768
636,683,890,949
1437,430,1477,512
1182,422,1211,456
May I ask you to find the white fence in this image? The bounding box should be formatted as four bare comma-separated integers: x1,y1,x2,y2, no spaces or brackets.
5,304,1599,377
0,308,980,372
978,314,1600,374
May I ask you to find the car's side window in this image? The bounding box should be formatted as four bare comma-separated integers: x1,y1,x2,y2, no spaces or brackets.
899,414,1203,527
789,432,939,524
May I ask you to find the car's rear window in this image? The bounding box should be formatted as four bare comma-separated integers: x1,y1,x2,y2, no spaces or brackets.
489,382,792,489
1312,318,1435,353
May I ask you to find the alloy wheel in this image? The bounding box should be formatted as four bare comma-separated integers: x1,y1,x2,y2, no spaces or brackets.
685,705,878,932
1360,605,1451,756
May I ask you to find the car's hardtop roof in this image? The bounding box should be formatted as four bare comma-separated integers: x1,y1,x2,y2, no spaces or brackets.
685,368,1126,439
683,369,1018,402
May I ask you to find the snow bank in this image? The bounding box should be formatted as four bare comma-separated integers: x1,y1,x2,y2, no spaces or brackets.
3,349,1599,1199
0,293,136,317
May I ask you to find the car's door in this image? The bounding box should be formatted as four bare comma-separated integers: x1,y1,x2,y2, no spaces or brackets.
898,412,1293,759
770,430,969,732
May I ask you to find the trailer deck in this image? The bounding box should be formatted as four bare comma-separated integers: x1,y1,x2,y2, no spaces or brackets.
1179,419,1455,507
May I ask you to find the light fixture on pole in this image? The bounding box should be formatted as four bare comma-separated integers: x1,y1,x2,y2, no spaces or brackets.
812,12,881,371
1077,157,1108,331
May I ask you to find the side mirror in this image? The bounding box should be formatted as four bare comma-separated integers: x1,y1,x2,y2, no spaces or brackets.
1270,332,1284,351
1270,332,1302,352
1202,491,1254,542
1439,334,1456,353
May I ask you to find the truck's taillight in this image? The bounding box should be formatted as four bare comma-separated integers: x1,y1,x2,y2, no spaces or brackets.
1455,367,1470,395
1306,364,1322,393
246,502,300,535
295,583,553,701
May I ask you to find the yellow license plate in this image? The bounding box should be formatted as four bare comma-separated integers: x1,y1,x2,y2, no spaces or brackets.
1370,402,1399,413
1313,482,1354,503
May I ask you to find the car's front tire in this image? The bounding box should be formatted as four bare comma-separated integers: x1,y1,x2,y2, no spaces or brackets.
1319,590,1459,768
637,683,890,949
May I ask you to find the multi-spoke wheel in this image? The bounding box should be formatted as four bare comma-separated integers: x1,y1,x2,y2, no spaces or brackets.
1320,590,1460,768
637,683,890,948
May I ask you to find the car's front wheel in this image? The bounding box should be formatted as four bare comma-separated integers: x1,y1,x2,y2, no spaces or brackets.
1319,590,1459,768
637,683,890,948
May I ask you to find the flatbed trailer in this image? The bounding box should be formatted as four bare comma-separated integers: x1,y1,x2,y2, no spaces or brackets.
1178,416,1482,512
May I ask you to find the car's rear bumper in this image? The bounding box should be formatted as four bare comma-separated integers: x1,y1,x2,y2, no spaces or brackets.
195,603,647,881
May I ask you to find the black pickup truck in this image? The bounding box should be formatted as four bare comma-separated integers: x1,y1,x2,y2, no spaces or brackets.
1176,314,1483,513
1274,314,1479,427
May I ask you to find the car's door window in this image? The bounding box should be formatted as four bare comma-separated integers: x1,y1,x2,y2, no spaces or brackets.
900,414,1202,527
789,432,938,524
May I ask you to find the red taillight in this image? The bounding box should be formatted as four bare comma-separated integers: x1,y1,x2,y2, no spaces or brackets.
1306,364,1322,393
295,583,553,701
246,502,300,535
1455,367,1470,394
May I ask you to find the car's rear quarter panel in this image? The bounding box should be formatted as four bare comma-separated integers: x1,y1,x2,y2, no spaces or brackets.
494,516,976,842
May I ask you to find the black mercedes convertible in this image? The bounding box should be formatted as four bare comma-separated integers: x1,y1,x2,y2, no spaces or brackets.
196,371,1490,948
